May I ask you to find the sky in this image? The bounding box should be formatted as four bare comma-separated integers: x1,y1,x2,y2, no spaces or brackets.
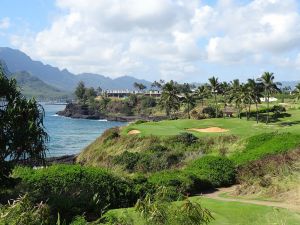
1,0,300,82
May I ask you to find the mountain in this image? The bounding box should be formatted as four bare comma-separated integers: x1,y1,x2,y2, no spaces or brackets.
281,81,300,90
76,73,151,90
8,71,71,99
0,47,152,91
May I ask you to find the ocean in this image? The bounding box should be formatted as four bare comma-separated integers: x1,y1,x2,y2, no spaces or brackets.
43,104,126,157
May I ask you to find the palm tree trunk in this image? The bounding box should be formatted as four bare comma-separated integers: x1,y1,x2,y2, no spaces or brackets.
255,102,259,123
214,93,218,118
266,93,270,124
247,103,251,120
188,103,190,119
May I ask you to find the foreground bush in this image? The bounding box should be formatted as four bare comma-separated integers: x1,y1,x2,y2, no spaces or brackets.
0,194,51,225
187,156,236,187
148,170,210,195
13,165,136,222
134,187,214,225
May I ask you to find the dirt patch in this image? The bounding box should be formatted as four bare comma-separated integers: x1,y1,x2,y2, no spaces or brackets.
188,127,229,133
128,129,141,135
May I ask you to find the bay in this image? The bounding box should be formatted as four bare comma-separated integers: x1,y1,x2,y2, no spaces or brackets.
43,104,126,157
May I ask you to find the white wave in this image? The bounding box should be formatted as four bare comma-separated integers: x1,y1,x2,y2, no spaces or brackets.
97,119,108,122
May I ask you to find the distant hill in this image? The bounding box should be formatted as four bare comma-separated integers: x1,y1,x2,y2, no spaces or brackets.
9,71,71,99
281,81,299,90
0,47,152,92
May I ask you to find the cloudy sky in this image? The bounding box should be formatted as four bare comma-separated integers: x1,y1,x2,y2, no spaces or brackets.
1,0,300,82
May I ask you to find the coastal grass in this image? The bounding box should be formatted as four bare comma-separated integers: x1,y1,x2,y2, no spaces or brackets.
107,197,300,225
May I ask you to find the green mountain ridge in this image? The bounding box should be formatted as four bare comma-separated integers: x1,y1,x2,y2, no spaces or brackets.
10,71,71,99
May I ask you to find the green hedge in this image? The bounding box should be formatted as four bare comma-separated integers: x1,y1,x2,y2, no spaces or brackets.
186,156,236,187
230,132,300,166
13,165,136,222
148,170,210,195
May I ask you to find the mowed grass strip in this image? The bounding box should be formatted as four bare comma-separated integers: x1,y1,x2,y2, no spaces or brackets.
107,197,300,225
123,110,300,138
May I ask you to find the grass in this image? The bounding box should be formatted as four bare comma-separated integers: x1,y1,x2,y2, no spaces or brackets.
108,197,300,225
123,109,300,138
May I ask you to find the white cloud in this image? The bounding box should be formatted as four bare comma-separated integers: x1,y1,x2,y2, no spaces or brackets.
9,0,300,81
0,17,10,29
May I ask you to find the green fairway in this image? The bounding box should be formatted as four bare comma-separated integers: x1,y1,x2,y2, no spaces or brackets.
123,110,300,138
108,197,300,225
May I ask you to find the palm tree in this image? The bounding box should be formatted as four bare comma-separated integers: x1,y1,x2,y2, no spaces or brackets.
220,82,231,118
182,92,196,119
194,85,210,107
159,81,180,118
246,79,263,123
229,79,243,119
208,76,220,117
293,83,300,101
257,72,281,124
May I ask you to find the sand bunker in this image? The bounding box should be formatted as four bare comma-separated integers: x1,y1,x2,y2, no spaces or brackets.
188,127,229,133
128,130,141,135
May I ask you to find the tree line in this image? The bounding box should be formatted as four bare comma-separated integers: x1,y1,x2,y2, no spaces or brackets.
158,72,291,124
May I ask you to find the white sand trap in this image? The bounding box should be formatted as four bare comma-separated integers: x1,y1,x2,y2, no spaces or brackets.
128,130,141,135
188,127,229,133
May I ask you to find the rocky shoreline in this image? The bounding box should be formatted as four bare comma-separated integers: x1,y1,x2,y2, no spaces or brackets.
57,103,168,122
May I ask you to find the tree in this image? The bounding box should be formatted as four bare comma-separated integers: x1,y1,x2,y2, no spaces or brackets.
229,79,243,119
208,76,220,117
75,81,86,103
182,92,196,119
257,72,281,124
293,83,300,101
219,82,231,119
0,66,48,182
151,81,163,90
85,87,97,103
159,81,180,118
194,85,210,107
134,82,147,92
246,79,263,123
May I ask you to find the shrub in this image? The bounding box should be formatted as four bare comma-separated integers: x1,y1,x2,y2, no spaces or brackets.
102,127,120,143
202,106,223,118
146,144,169,153
113,149,182,173
140,96,157,109
13,165,136,222
171,133,198,146
113,151,140,172
132,120,147,125
187,156,236,187
0,194,51,225
148,170,208,194
230,132,300,166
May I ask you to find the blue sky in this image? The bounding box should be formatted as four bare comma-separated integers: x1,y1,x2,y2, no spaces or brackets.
1,0,300,82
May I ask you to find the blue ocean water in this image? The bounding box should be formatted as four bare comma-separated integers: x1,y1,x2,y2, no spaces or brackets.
43,104,126,157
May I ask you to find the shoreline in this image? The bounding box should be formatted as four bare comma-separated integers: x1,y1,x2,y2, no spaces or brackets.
57,103,168,122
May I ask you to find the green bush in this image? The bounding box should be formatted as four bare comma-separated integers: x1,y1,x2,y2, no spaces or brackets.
170,133,198,146
187,156,236,187
0,194,51,225
202,106,223,118
230,132,300,166
148,170,209,195
113,151,140,172
13,165,136,223
113,149,182,173
102,127,120,143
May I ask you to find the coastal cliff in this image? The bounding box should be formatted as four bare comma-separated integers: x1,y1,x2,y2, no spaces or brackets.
57,103,167,122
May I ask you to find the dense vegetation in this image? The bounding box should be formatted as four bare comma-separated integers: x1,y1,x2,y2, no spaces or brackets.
2,70,300,224
0,67,48,184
